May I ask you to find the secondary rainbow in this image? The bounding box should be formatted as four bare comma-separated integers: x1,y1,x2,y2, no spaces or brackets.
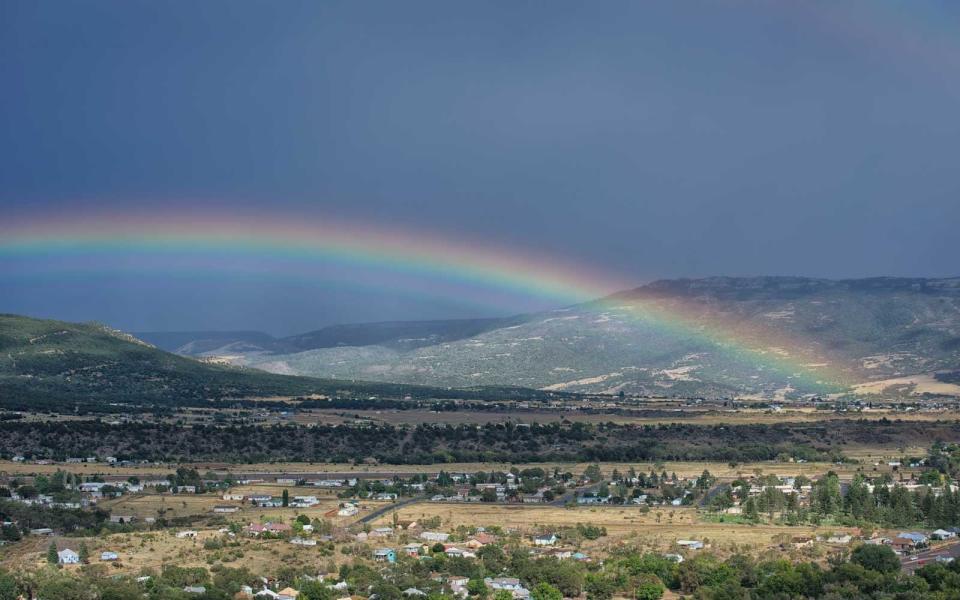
0,209,850,390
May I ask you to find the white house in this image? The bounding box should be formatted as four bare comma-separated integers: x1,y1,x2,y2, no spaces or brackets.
533,534,557,546
58,549,80,564
420,531,450,543
291,537,317,546
100,551,119,561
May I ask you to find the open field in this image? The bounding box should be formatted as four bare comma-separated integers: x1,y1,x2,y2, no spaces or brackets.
366,503,860,552
1,528,345,579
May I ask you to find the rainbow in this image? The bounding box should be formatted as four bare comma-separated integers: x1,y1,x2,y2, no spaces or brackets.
0,208,851,392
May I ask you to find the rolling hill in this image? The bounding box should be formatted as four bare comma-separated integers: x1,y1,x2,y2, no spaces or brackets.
0,314,558,411
230,277,960,399
137,316,528,357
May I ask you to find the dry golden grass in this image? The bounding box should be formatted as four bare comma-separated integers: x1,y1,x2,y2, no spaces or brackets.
1,529,346,578
369,503,860,555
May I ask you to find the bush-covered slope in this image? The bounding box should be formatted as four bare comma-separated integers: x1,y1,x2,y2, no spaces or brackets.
0,314,559,410
240,277,960,399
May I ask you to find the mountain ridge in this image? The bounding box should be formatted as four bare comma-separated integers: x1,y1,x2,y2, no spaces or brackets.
227,276,960,399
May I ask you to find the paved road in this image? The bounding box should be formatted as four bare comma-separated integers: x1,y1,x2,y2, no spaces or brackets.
357,495,427,524
901,540,960,574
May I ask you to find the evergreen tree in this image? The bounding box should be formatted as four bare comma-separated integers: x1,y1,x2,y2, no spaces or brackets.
46,542,58,565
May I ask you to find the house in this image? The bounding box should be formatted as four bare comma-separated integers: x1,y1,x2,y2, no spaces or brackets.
403,589,427,597
223,493,245,501
213,505,240,513
291,537,317,546
533,533,557,546
444,546,471,558
374,548,397,563
337,504,359,517
933,529,957,540
370,527,394,538
403,543,422,557
58,549,80,564
448,576,470,591
677,540,704,550
826,534,852,544
485,578,531,599
486,578,523,591
420,531,450,543
577,495,608,505
183,586,206,594
29,528,54,536
100,551,119,561
291,495,320,507
892,537,918,553
466,533,497,548
899,532,929,545
277,587,300,599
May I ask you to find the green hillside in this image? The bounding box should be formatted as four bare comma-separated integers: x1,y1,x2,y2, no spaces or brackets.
0,314,330,410
0,314,563,411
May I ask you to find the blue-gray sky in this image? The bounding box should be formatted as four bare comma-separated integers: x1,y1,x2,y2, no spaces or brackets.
2,1,959,334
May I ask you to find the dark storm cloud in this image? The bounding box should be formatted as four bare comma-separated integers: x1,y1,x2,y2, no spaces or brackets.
1,1,958,333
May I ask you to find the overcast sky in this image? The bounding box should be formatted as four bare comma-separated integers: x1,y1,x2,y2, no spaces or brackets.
2,1,959,334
